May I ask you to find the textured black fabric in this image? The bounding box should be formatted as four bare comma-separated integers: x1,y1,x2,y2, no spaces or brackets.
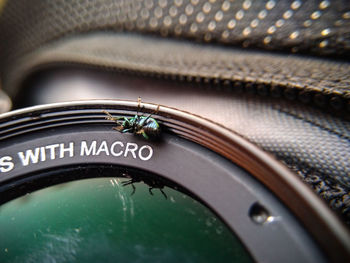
0,0,349,110
287,161,350,225
0,0,349,73
3,34,350,114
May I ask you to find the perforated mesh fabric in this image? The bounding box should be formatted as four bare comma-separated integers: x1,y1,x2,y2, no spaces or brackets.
0,0,349,110
0,0,349,62
3,34,350,114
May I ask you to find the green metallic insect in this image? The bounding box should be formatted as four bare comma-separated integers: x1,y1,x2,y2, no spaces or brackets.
103,98,161,140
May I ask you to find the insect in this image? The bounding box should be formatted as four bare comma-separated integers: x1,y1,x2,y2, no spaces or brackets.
122,174,168,199
103,98,161,140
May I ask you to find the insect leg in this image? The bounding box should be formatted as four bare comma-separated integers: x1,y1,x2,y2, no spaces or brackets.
148,186,167,199
136,129,149,140
103,111,130,126
121,180,132,186
143,104,160,124
122,179,137,195
112,123,128,132
160,189,168,199
154,104,160,114
137,97,142,117
121,117,130,122
142,132,149,140
120,128,133,133
116,117,130,126
103,110,118,122
130,183,136,195
149,187,154,196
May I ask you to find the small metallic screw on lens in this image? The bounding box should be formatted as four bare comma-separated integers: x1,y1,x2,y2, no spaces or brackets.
249,202,273,225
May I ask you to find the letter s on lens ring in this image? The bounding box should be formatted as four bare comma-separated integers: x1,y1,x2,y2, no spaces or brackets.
0,100,349,262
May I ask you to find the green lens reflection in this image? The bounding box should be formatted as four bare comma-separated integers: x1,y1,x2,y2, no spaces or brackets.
0,177,252,263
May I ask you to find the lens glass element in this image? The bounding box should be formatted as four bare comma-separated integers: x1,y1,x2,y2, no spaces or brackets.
0,176,252,262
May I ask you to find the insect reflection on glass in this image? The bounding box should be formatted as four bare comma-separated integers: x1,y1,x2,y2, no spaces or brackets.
103,98,161,140
122,174,168,199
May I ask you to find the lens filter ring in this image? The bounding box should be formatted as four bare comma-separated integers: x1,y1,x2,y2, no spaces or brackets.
0,100,349,262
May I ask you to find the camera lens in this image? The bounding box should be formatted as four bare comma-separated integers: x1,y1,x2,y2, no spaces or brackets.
1,0,350,262
0,166,253,263
1,100,348,262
